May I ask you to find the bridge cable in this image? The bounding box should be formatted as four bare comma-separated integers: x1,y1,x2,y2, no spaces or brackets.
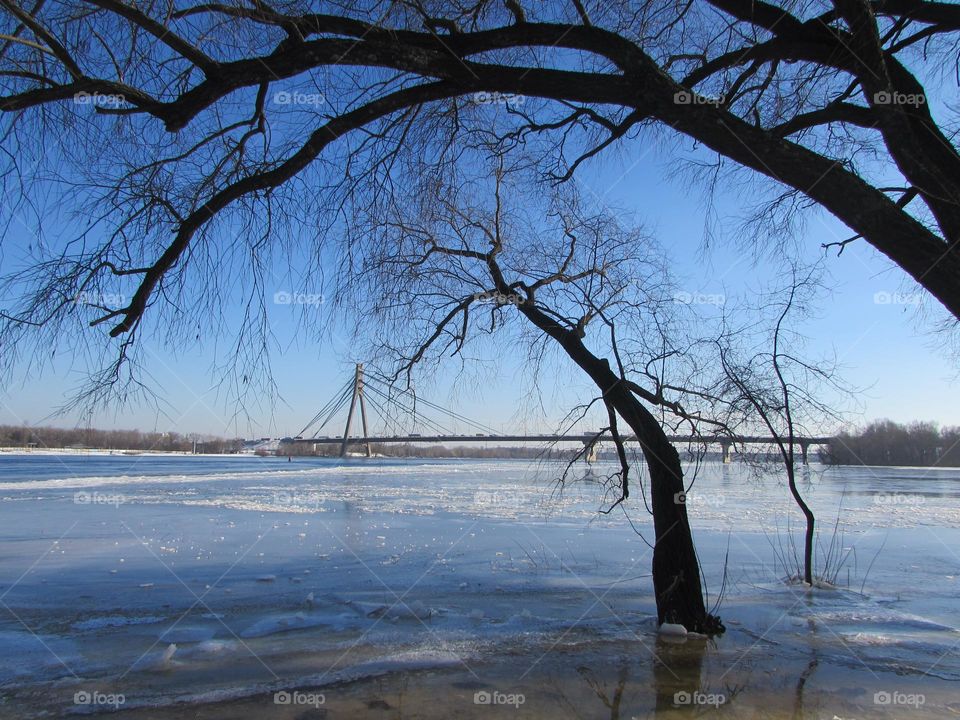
297,377,352,436
363,376,500,435
361,385,453,437
364,376,497,433
350,384,449,438
361,382,457,436
298,378,356,438
357,391,401,437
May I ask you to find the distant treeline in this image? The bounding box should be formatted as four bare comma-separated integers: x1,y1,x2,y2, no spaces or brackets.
822,420,960,467
0,424,243,454
284,441,571,460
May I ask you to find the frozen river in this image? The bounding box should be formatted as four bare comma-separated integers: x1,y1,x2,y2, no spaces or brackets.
0,454,957,718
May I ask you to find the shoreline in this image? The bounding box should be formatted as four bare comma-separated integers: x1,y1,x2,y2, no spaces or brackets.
75,630,959,719
0,447,247,457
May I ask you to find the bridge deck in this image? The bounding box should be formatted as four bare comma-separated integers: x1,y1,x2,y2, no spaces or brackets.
288,435,833,445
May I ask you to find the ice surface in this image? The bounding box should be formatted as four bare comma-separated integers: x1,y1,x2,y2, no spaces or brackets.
72,615,166,631
0,455,958,717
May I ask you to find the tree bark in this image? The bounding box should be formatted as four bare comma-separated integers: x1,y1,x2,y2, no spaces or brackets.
514,301,723,634
787,463,815,585
598,362,721,633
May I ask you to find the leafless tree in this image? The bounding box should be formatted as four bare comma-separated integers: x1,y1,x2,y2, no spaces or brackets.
1,0,958,350
342,156,735,632
713,264,851,584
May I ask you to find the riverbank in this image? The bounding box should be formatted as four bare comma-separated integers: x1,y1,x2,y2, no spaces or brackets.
0,447,239,457
99,627,958,719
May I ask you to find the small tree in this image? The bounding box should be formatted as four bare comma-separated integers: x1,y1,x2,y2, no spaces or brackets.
714,265,850,585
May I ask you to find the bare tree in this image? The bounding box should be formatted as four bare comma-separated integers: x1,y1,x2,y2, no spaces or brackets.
713,265,850,584
1,0,959,347
342,157,729,632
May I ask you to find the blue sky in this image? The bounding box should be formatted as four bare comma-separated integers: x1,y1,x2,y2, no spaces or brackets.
1,129,958,440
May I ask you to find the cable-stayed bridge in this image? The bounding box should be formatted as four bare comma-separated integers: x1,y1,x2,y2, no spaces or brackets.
281,365,832,463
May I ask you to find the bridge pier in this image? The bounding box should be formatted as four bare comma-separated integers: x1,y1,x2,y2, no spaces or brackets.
583,439,599,463
800,440,809,466
720,441,732,464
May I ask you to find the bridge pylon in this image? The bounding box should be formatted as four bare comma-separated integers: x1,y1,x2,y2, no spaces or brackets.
340,363,372,458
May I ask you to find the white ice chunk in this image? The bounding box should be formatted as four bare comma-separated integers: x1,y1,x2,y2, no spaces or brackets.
659,622,688,637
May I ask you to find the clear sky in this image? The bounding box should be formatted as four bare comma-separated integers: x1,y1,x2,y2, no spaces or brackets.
1,129,957,440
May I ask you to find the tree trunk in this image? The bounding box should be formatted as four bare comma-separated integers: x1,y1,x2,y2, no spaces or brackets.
514,303,723,634
604,376,723,634
787,463,815,585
